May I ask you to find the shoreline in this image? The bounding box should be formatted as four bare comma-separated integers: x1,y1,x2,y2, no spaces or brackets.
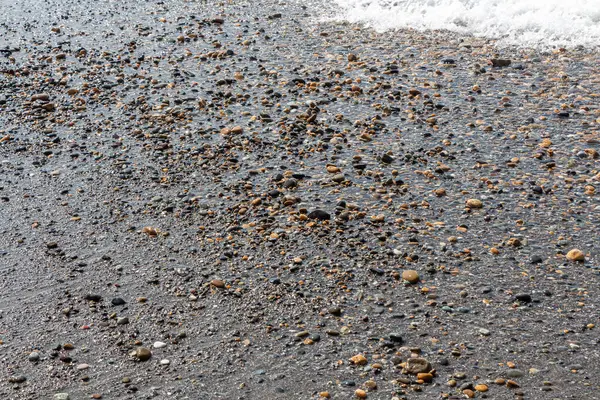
1,0,599,399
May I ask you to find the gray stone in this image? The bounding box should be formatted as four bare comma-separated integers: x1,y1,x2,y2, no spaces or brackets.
405,358,432,374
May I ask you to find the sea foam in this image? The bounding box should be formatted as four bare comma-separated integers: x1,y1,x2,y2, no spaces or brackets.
332,0,600,48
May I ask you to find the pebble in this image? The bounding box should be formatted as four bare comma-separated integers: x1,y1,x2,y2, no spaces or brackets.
28,351,40,362
355,389,367,398
465,199,483,209
350,354,368,365
153,341,167,349
134,347,152,361
506,379,520,388
160,359,170,366
111,297,126,306
54,394,70,400
566,249,585,261
402,270,419,284
515,293,532,303
211,279,225,288
405,358,432,374
307,209,330,220
531,255,543,264
328,307,342,316
364,380,377,389
507,369,525,378
85,294,102,302
389,332,403,343
475,384,488,392
8,375,26,383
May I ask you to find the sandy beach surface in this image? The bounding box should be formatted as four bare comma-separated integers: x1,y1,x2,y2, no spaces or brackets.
1,0,599,399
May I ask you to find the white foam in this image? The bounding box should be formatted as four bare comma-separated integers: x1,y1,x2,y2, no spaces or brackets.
332,0,600,48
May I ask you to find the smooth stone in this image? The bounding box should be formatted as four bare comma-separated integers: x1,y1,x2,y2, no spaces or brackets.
111,298,126,306
405,358,432,374
515,293,532,303
85,294,102,302
507,369,525,378
134,347,152,361
153,341,167,349
466,199,483,208
402,270,419,284
328,307,342,316
76,364,89,370
566,249,585,261
211,279,225,288
8,375,26,383
28,352,40,362
530,255,543,264
54,394,70,400
307,209,330,220
116,317,129,325
389,333,403,343
160,359,170,366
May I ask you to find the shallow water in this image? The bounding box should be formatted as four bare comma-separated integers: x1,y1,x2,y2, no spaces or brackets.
331,0,600,48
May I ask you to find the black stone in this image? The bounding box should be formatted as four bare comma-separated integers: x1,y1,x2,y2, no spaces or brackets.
112,297,126,306
307,209,330,220
389,333,403,343
531,255,543,264
515,293,532,303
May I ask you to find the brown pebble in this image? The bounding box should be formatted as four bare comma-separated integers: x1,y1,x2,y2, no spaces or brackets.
355,389,367,398
142,226,159,237
405,357,432,374
134,347,152,361
364,379,377,389
417,373,433,382
466,199,483,209
566,249,585,262
463,389,475,398
494,378,506,385
350,354,368,365
402,270,420,284
475,384,489,392
506,380,520,388
211,279,225,288
31,93,49,101
490,59,511,67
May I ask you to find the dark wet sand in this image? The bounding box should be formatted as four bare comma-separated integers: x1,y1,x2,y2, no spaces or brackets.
1,0,599,399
